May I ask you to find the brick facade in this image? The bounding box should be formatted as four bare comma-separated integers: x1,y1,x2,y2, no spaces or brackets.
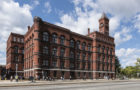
6,33,24,78
6,13,115,79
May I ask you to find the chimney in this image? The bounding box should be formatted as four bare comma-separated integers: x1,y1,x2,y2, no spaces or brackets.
88,28,90,35
28,26,30,31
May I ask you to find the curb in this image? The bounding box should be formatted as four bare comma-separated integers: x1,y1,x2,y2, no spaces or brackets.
0,80,133,87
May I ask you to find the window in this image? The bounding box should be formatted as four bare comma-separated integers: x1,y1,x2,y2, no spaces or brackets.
88,44,91,51
98,54,100,61
107,56,109,62
88,54,91,61
21,47,24,54
14,56,18,62
14,46,18,53
77,63,80,69
60,48,65,57
52,47,57,56
76,52,80,60
102,46,105,53
70,63,74,68
70,51,74,59
106,47,109,55
60,61,65,68
110,64,112,71
43,32,49,41
13,37,16,42
60,36,65,45
43,60,48,66
88,63,90,70
82,62,86,69
17,38,20,42
107,64,109,71
70,39,74,48
52,33,57,43
82,53,86,60
52,60,57,67
98,45,101,53
110,49,113,55
76,41,80,49
43,46,48,54
82,42,86,50
97,62,100,71
102,63,104,71
102,55,105,62
21,39,24,43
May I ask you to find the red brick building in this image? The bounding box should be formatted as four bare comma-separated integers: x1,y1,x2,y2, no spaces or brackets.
6,33,24,78
6,13,115,79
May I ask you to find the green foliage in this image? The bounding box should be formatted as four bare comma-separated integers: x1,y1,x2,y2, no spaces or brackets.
115,56,121,75
120,58,140,78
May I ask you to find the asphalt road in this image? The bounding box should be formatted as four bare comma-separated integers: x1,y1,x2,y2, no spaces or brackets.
0,80,140,90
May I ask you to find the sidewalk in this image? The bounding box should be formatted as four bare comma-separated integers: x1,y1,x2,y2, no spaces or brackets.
0,79,139,87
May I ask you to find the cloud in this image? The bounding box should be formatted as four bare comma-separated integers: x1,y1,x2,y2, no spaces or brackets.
97,0,140,18
33,0,39,6
116,48,140,67
114,27,132,45
0,0,33,64
44,1,52,13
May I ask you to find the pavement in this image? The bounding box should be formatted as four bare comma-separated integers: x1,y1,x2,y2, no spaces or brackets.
0,79,140,90
0,79,139,87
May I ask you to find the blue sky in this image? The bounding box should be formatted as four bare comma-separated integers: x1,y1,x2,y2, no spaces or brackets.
0,0,140,67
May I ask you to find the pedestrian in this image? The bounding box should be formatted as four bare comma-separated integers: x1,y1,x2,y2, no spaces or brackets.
10,76,13,82
70,76,71,80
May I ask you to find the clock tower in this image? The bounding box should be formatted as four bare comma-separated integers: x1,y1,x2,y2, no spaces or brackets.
99,13,109,36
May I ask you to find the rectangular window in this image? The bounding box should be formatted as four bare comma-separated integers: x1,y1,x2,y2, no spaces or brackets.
52,60,57,67
13,37,16,42
43,60,48,66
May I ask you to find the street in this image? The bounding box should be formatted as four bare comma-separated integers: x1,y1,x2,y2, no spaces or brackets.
0,80,140,90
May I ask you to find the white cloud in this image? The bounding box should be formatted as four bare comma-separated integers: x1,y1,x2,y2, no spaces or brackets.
116,48,140,67
0,0,33,64
33,0,39,6
44,1,52,13
114,27,132,45
97,0,140,18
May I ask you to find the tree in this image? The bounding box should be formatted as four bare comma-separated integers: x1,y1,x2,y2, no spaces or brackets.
115,56,121,77
135,58,140,77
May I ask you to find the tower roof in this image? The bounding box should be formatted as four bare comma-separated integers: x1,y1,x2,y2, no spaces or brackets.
100,12,109,20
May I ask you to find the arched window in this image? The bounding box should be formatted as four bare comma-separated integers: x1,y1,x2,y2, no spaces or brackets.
88,44,91,51
43,46,48,54
14,46,18,53
60,35,65,45
76,40,80,49
52,47,57,56
102,46,105,53
52,33,57,43
98,45,101,52
70,39,75,48
21,47,24,54
106,47,109,55
82,42,86,50
43,32,49,41
14,56,18,62
70,51,74,59
60,48,65,57
76,52,80,59
110,49,113,55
